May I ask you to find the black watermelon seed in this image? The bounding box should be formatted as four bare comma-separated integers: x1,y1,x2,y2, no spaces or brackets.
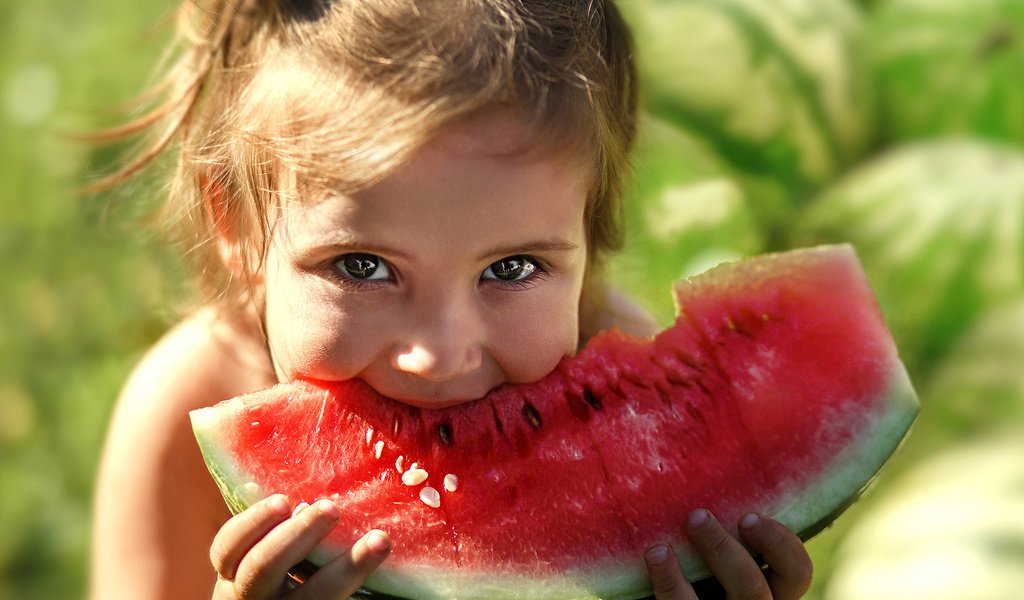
437,423,452,446
583,389,602,410
522,403,542,429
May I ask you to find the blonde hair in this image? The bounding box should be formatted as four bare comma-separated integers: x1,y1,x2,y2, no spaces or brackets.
105,0,637,318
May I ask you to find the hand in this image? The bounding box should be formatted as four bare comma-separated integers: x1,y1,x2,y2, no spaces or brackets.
643,509,812,599
209,494,391,599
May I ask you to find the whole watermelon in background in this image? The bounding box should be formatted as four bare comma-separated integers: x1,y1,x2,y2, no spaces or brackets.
192,246,918,600
866,0,1024,146
913,300,1024,459
793,139,1024,376
612,116,764,322
619,0,874,228
825,432,1024,600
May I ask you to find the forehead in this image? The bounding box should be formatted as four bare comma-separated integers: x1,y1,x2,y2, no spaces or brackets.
429,110,572,159
277,111,590,253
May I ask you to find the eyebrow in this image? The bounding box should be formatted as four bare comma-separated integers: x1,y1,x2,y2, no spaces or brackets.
295,231,579,262
477,239,580,261
295,231,416,261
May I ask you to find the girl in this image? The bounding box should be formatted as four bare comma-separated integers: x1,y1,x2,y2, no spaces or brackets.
89,1,813,598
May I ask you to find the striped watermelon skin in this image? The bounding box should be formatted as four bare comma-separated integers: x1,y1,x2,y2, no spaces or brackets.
915,300,1024,459
827,432,1024,600
621,0,873,205
867,0,1024,146
191,246,918,600
611,115,765,322
795,140,1024,373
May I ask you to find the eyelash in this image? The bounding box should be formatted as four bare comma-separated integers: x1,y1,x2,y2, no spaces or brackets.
484,256,551,290
323,254,551,291
324,256,394,291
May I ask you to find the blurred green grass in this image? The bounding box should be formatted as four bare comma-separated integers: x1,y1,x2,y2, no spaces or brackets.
1,2,183,598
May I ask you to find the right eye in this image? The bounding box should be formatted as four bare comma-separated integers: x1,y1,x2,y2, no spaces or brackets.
333,253,392,281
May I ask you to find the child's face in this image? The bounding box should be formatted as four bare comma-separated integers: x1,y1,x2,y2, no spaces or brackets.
260,112,589,408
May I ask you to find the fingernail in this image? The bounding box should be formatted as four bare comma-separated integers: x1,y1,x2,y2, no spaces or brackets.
316,499,340,519
644,544,670,566
365,530,392,556
740,513,761,530
291,501,310,517
687,508,710,528
269,494,290,513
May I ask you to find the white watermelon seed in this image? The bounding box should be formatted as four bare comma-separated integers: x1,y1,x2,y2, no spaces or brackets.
366,427,374,445
419,486,441,508
395,455,405,473
443,474,459,493
402,468,429,486
373,439,384,459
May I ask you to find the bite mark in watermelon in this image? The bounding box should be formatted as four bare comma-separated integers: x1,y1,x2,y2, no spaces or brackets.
190,245,918,600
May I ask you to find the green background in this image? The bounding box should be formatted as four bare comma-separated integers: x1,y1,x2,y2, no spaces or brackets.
2,1,1023,598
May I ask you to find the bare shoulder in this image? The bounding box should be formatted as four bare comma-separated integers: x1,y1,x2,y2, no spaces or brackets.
90,306,275,600
121,305,274,411
580,282,661,345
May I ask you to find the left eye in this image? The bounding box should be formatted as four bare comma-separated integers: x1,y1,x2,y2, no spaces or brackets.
481,256,539,282
334,253,391,281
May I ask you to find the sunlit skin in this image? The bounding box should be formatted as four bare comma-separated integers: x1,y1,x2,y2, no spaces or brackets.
262,112,588,408
90,111,812,600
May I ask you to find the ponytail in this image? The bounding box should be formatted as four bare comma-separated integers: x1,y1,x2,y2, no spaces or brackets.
87,0,264,191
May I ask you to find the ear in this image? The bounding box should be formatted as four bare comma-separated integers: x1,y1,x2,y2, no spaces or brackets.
198,172,247,278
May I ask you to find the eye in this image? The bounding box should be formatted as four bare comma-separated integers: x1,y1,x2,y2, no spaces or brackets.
481,255,539,282
334,253,392,281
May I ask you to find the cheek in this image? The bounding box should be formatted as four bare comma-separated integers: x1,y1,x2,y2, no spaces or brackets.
263,273,378,381
492,282,582,384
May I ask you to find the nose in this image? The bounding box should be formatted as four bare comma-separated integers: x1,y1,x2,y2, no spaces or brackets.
390,295,484,382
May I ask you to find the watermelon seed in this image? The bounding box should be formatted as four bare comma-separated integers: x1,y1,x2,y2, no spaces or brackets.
583,389,602,410
522,403,542,429
395,455,405,473
402,468,429,486
491,403,506,436
443,474,459,493
419,486,441,508
365,427,374,446
438,423,452,446
373,440,384,459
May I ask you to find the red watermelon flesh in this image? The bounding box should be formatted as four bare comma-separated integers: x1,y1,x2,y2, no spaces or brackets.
190,245,918,599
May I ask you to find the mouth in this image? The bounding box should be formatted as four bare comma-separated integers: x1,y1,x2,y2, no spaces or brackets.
376,389,489,410
349,376,494,410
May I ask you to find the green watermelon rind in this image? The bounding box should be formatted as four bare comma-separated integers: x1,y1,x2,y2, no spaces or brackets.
192,398,269,516
767,359,916,537
191,360,917,600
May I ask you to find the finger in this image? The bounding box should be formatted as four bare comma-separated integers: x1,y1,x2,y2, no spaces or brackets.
233,499,341,599
644,543,698,600
298,529,392,599
738,513,813,600
211,494,292,580
686,509,770,600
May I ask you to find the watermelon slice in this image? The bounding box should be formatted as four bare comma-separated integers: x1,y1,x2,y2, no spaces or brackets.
190,245,918,600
